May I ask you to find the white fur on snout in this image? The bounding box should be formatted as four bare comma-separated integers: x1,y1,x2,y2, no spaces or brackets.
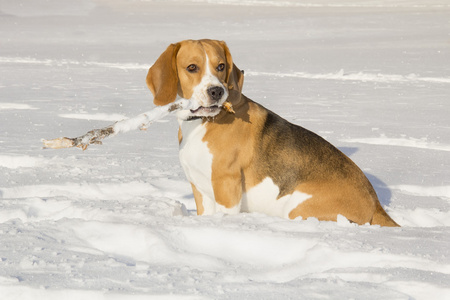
190,73,227,109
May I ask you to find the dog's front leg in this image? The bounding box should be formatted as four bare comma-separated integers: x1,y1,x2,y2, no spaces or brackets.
190,175,242,216
211,173,243,215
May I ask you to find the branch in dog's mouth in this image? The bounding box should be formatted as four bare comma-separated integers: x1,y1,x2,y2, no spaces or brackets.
42,98,191,150
42,100,235,150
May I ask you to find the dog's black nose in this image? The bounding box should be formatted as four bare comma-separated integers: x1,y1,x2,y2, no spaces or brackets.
207,86,224,102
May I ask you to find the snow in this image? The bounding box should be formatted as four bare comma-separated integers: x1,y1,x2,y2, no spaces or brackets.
1,0,449,299
59,113,128,122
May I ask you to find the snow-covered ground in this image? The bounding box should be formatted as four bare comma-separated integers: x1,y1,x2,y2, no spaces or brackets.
1,0,449,299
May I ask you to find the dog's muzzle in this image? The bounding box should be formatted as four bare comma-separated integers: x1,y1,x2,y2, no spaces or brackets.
207,86,225,102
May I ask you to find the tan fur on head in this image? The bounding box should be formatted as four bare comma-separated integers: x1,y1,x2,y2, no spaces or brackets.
146,40,244,106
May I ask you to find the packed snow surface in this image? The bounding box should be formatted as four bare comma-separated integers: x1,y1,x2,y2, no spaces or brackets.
1,0,449,299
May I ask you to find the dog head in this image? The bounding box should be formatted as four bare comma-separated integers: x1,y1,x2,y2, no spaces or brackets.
146,39,244,119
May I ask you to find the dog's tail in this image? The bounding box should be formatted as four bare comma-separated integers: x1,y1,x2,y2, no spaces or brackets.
371,202,400,227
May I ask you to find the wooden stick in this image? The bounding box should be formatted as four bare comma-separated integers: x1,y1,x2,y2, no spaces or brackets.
42,99,234,150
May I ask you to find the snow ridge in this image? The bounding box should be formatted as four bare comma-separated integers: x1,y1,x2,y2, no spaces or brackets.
2,56,449,84
247,69,450,84
180,0,450,8
341,135,450,152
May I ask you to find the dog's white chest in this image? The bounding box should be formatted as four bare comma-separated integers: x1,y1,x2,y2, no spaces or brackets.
178,119,215,202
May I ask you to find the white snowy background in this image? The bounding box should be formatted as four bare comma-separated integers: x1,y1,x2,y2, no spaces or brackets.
1,0,449,299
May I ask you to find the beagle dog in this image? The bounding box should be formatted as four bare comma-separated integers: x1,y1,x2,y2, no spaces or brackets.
146,39,399,227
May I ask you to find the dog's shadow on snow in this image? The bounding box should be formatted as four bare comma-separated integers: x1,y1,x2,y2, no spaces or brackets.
339,147,392,207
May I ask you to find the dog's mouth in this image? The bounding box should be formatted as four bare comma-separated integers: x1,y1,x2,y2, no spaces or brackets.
190,105,221,116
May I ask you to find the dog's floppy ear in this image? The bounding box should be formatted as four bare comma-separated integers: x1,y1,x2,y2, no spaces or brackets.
146,43,181,106
220,41,244,93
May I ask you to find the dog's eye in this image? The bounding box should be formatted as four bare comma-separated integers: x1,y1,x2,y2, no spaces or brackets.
187,64,198,73
216,63,225,72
